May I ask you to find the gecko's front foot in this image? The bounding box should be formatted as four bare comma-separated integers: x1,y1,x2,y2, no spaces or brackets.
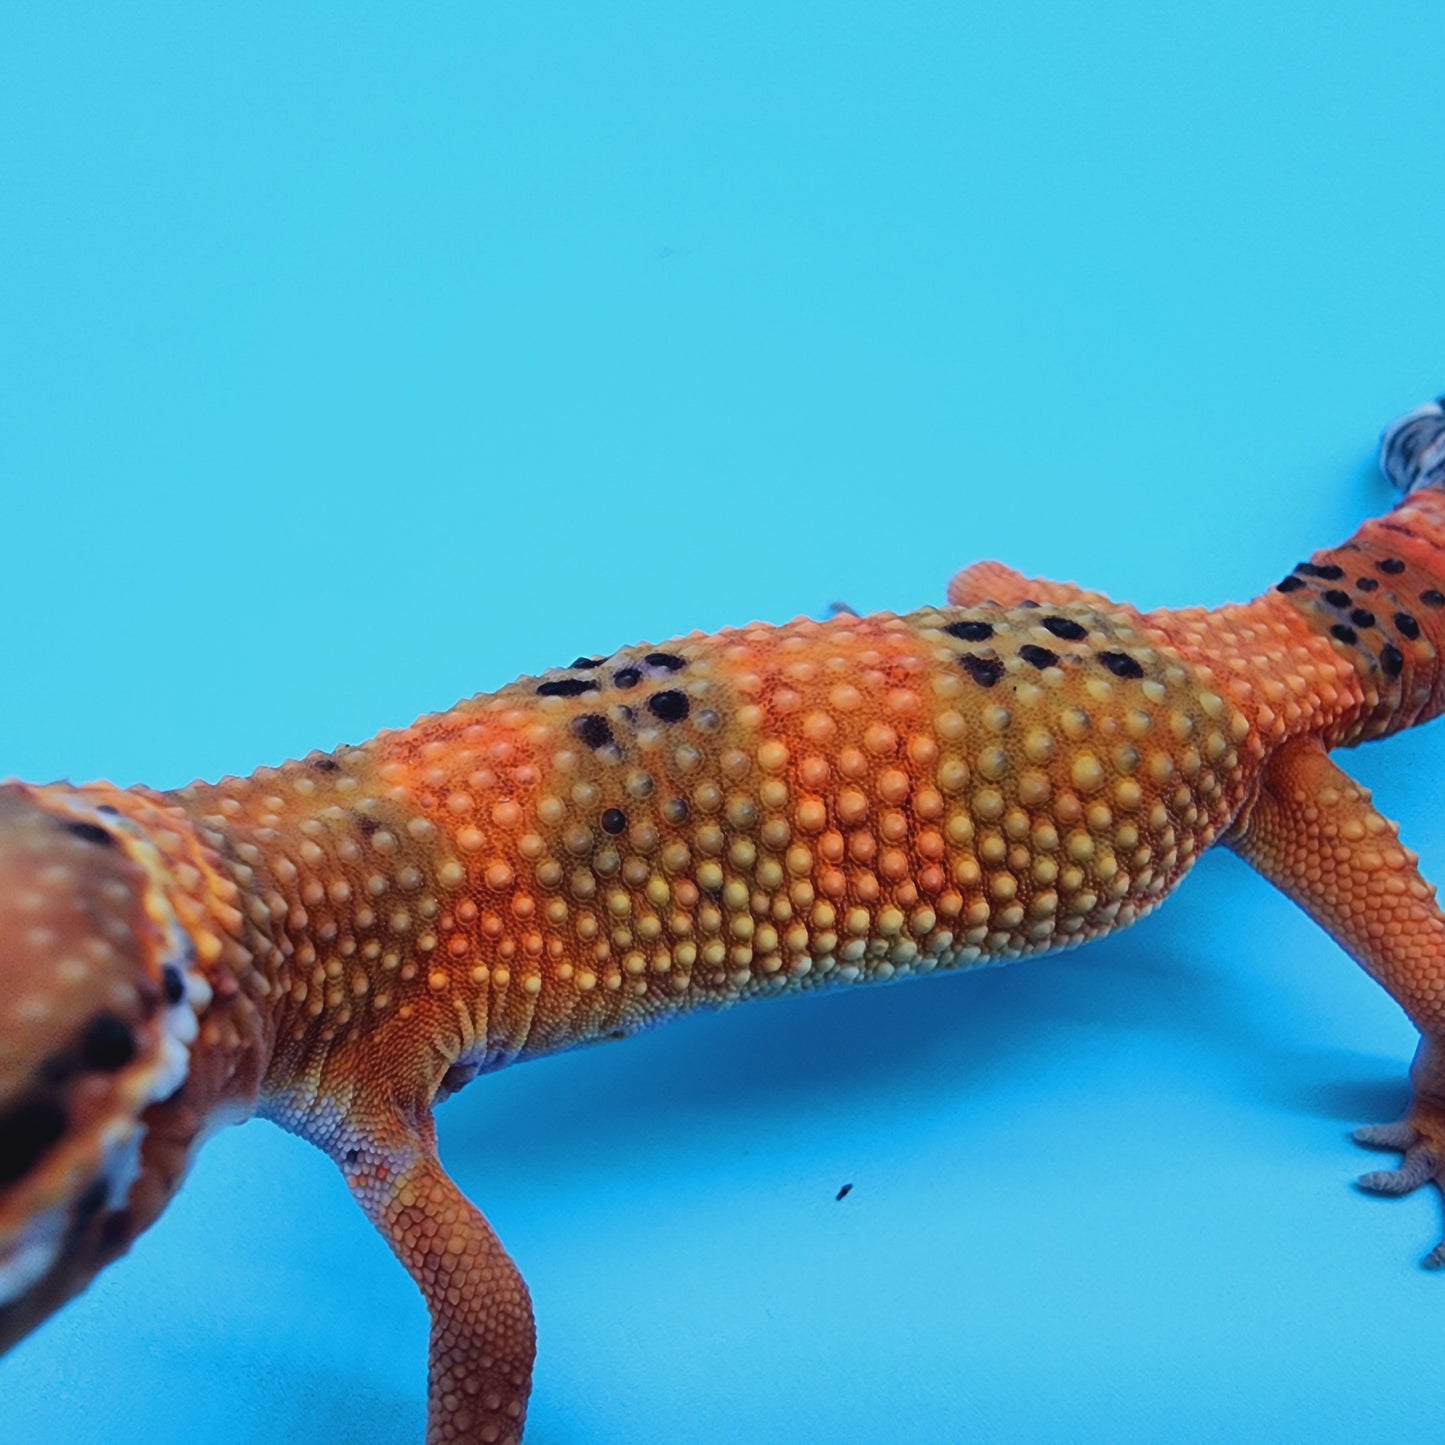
1354,1087,1445,1268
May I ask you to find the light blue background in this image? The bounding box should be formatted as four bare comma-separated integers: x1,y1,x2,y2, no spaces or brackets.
3,4,1445,1442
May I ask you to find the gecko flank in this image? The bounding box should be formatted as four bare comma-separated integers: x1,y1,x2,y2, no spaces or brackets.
6,399,1445,1442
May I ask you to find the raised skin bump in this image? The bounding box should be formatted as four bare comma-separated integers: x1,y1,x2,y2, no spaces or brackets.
6,398,1445,1440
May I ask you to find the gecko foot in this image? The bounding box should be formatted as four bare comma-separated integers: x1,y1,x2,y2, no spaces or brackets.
1353,1111,1445,1268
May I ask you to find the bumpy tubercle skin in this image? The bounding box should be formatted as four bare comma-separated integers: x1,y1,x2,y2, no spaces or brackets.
7,471,1445,1443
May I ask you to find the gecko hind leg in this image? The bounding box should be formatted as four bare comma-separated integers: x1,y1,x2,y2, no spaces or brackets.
1353,1041,1445,1266
1226,735,1445,1269
945,560,1128,612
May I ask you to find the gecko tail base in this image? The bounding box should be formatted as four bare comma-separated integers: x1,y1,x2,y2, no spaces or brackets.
1380,397,1445,496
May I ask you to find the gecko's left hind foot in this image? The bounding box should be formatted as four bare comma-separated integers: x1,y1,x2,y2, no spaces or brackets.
1353,1114,1445,1268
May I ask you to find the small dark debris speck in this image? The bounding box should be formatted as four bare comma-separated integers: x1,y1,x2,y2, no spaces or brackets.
1330,624,1359,646
1378,558,1406,575
601,808,627,835
1396,612,1421,640
1098,650,1145,679
574,714,614,750
537,678,599,698
1381,644,1405,678
648,690,689,722
944,619,994,642
1041,615,1088,640
1019,644,1059,669
960,654,1004,687
835,1183,853,1201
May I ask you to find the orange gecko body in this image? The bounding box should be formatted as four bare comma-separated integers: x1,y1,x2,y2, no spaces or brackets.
5,401,1445,1443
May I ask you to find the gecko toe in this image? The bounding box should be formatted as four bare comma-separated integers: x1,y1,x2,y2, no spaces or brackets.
1353,1122,1420,1151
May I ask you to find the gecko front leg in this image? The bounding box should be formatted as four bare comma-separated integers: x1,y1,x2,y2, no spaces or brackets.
275,1096,535,1444
1225,734,1445,1262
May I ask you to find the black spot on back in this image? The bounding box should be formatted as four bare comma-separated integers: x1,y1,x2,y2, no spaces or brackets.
960,654,1004,687
1351,609,1376,629
65,821,114,848
645,652,686,672
944,620,994,641
613,667,641,689
1297,562,1345,580
1019,644,1059,669
0,1097,67,1185
311,757,340,773
1396,612,1421,640
1356,577,1379,592
648,690,689,722
571,656,608,669
1421,590,1445,609
1330,624,1358,645
574,714,614,749
1275,576,1306,594
81,1015,136,1073
600,808,627,835
1323,589,1351,609
1041,615,1088,641
537,678,599,698
1098,650,1144,679
1378,558,1406,575
1381,644,1405,678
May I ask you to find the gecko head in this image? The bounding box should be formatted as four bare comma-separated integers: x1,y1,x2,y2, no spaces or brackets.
0,784,205,1351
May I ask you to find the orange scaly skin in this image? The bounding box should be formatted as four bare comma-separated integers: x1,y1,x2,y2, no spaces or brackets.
6,402,1445,1442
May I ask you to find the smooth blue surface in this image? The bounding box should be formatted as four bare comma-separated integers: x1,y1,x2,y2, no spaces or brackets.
3,4,1445,1442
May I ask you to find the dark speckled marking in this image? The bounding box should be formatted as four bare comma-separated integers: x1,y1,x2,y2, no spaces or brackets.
1019,644,1059,669
65,820,115,847
1422,590,1445,609
1356,577,1379,592
163,964,185,1006
1396,612,1421,640
944,619,994,641
645,652,687,672
571,656,608,669
600,808,627,836
1351,609,1376,628
1297,562,1345,580
648,690,689,722
613,667,642,689
1378,558,1406,575
0,1097,67,1186
1323,589,1351,609
81,1015,136,1073
1382,644,1405,678
1041,615,1088,641
574,714,615,749
1275,576,1306,594
960,654,1004,687
311,757,340,773
1098,650,1145,679
1330,624,1359,645
537,678,599,698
